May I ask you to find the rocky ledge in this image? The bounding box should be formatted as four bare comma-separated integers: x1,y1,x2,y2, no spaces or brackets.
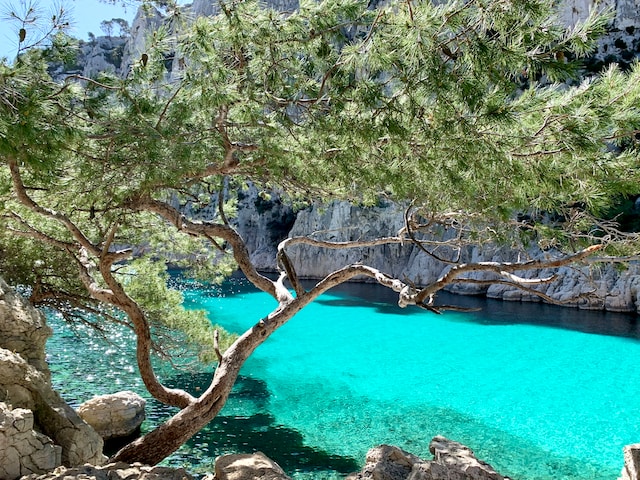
0,277,105,478
21,438,640,480
19,437,505,480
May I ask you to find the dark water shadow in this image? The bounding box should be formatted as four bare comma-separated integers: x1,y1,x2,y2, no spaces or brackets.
315,296,424,316
198,412,360,473
165,371,271,409
149,371,359,475
173,270,640,340
309,279,640,340
444,292,640,340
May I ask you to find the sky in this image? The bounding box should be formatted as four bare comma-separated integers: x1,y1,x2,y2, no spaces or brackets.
0,0,187,60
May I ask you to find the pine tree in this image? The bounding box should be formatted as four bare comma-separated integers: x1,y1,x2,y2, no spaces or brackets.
2,0,640,464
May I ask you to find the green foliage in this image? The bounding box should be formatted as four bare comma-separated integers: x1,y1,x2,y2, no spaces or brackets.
2,0,640,357
119,257,236,362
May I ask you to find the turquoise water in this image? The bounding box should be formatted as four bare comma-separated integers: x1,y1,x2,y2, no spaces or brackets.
46,277,640,479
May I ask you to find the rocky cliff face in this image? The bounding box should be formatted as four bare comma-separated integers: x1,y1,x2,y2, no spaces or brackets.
0,277,105,479
286,200,640,313
73,0,640,78
560,0,640,69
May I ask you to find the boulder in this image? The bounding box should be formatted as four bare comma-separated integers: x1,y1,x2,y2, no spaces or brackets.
347,437,506,480
620,443,640,480
78,391,146,440
346,444,422,480
213,452,290,480
0,277,51,375
19,462,195,480
426,436,505,480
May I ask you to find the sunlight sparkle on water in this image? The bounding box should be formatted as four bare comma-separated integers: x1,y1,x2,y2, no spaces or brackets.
47,277,640,479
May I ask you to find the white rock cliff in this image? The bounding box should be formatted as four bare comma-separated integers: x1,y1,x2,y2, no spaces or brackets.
0,277,106,479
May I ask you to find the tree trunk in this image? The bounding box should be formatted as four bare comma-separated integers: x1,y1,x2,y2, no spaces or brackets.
109,306,297,465
111,387,230,464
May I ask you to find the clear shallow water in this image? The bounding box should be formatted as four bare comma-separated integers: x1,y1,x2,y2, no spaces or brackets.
46,277,640,479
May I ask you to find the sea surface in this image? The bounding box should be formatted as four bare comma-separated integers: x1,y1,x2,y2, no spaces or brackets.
46,276,640,479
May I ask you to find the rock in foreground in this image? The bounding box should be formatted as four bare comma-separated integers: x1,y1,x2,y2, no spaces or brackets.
213,452,290,480
0,277,105,478
19,462,194,480
346,436,507,480
77,391,146,440
621,443,640,480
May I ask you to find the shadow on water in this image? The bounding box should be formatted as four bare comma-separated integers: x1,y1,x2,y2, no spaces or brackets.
310,279,640,340
175,271,640,340
446,292,640,339
152,372,359,475
166,371,271,409
200,413,360,474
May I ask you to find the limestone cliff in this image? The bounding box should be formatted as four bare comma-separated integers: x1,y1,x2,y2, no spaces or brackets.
72,0,640,78
0,277,105,479
286,200,640,313
559,0,640,69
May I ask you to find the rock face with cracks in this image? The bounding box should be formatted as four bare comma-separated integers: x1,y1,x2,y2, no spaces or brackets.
346,437,506,480
0,276,105,478
77,391,146,440
19,462,195,480
213,452,291,480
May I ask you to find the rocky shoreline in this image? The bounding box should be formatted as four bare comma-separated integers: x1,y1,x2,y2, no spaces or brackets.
225,189,640,313
18,438,510,480
2,273,640,480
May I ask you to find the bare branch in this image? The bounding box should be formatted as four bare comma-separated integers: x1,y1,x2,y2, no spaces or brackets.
8,159,101,257
213,329,223,364
280,234,404,251
412,244,603,305
155,84,183,130
132,195,292,303
76,247,118,304
401,206,462,264
5,212,76,251
277,248,305,297
218,178,230,227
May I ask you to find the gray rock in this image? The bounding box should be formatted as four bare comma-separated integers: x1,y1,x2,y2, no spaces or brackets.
427,436,505,480
346,444,422,480
0,277,52,375
347,438,506,480
0,402,61,478
0,277,106,478
77,391,146,440
620,443,640,480
19,462,195,480
0,347,106,470
213,452,290,480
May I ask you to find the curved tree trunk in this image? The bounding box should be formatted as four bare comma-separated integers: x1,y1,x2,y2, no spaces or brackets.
111,384,231,464
110,296,309,465
109,242,603,465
